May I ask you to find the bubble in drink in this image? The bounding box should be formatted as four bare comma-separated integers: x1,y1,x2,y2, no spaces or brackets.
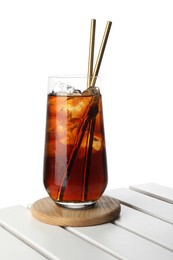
43,87,107,205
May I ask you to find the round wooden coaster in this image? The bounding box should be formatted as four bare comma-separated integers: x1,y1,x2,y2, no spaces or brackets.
31,196,121,227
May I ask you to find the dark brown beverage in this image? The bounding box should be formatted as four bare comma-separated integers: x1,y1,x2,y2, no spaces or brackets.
43,91,107,207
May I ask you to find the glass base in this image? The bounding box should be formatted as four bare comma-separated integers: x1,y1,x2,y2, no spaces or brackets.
55,200,97,209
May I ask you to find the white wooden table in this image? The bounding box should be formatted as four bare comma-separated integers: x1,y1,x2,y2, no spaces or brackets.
1,183,173,259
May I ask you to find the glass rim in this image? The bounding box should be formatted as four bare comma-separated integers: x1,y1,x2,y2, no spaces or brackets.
47,75,101,93
48,75,101,80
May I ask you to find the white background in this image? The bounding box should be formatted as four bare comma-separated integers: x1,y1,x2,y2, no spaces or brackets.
0,0,173,208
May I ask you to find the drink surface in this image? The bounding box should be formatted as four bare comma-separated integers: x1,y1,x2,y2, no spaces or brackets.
43,92,107,203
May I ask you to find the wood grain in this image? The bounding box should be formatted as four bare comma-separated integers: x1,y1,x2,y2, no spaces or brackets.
31,196,121,227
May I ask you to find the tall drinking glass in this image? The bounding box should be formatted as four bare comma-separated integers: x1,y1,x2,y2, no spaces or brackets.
43,76,108,209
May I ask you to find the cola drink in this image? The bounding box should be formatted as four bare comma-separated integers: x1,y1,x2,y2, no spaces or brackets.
43,79,108,208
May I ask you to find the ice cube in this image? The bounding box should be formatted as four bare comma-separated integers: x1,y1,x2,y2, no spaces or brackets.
60,82,75,93
67,96,92,118
73,89,82,95
59,118,81,145
51,82,82,96
82,86,100,96
53,82,74,96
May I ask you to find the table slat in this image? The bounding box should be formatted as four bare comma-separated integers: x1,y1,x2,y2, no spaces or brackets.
0,227,46,260
0,206,116,260
107,188,173,224
115,204,173,251
68,223,173,260
130,183,173,204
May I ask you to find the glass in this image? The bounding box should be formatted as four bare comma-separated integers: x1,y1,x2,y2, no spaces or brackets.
43,76,108,209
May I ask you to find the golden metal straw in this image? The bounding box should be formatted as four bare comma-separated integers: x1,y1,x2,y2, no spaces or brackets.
87,19,96,87
90,21,112,87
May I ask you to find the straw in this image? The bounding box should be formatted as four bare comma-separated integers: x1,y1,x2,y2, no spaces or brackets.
87,19,96,87
90,21,112,87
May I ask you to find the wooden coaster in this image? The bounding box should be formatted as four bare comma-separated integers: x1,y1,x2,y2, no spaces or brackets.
31,196,121,227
